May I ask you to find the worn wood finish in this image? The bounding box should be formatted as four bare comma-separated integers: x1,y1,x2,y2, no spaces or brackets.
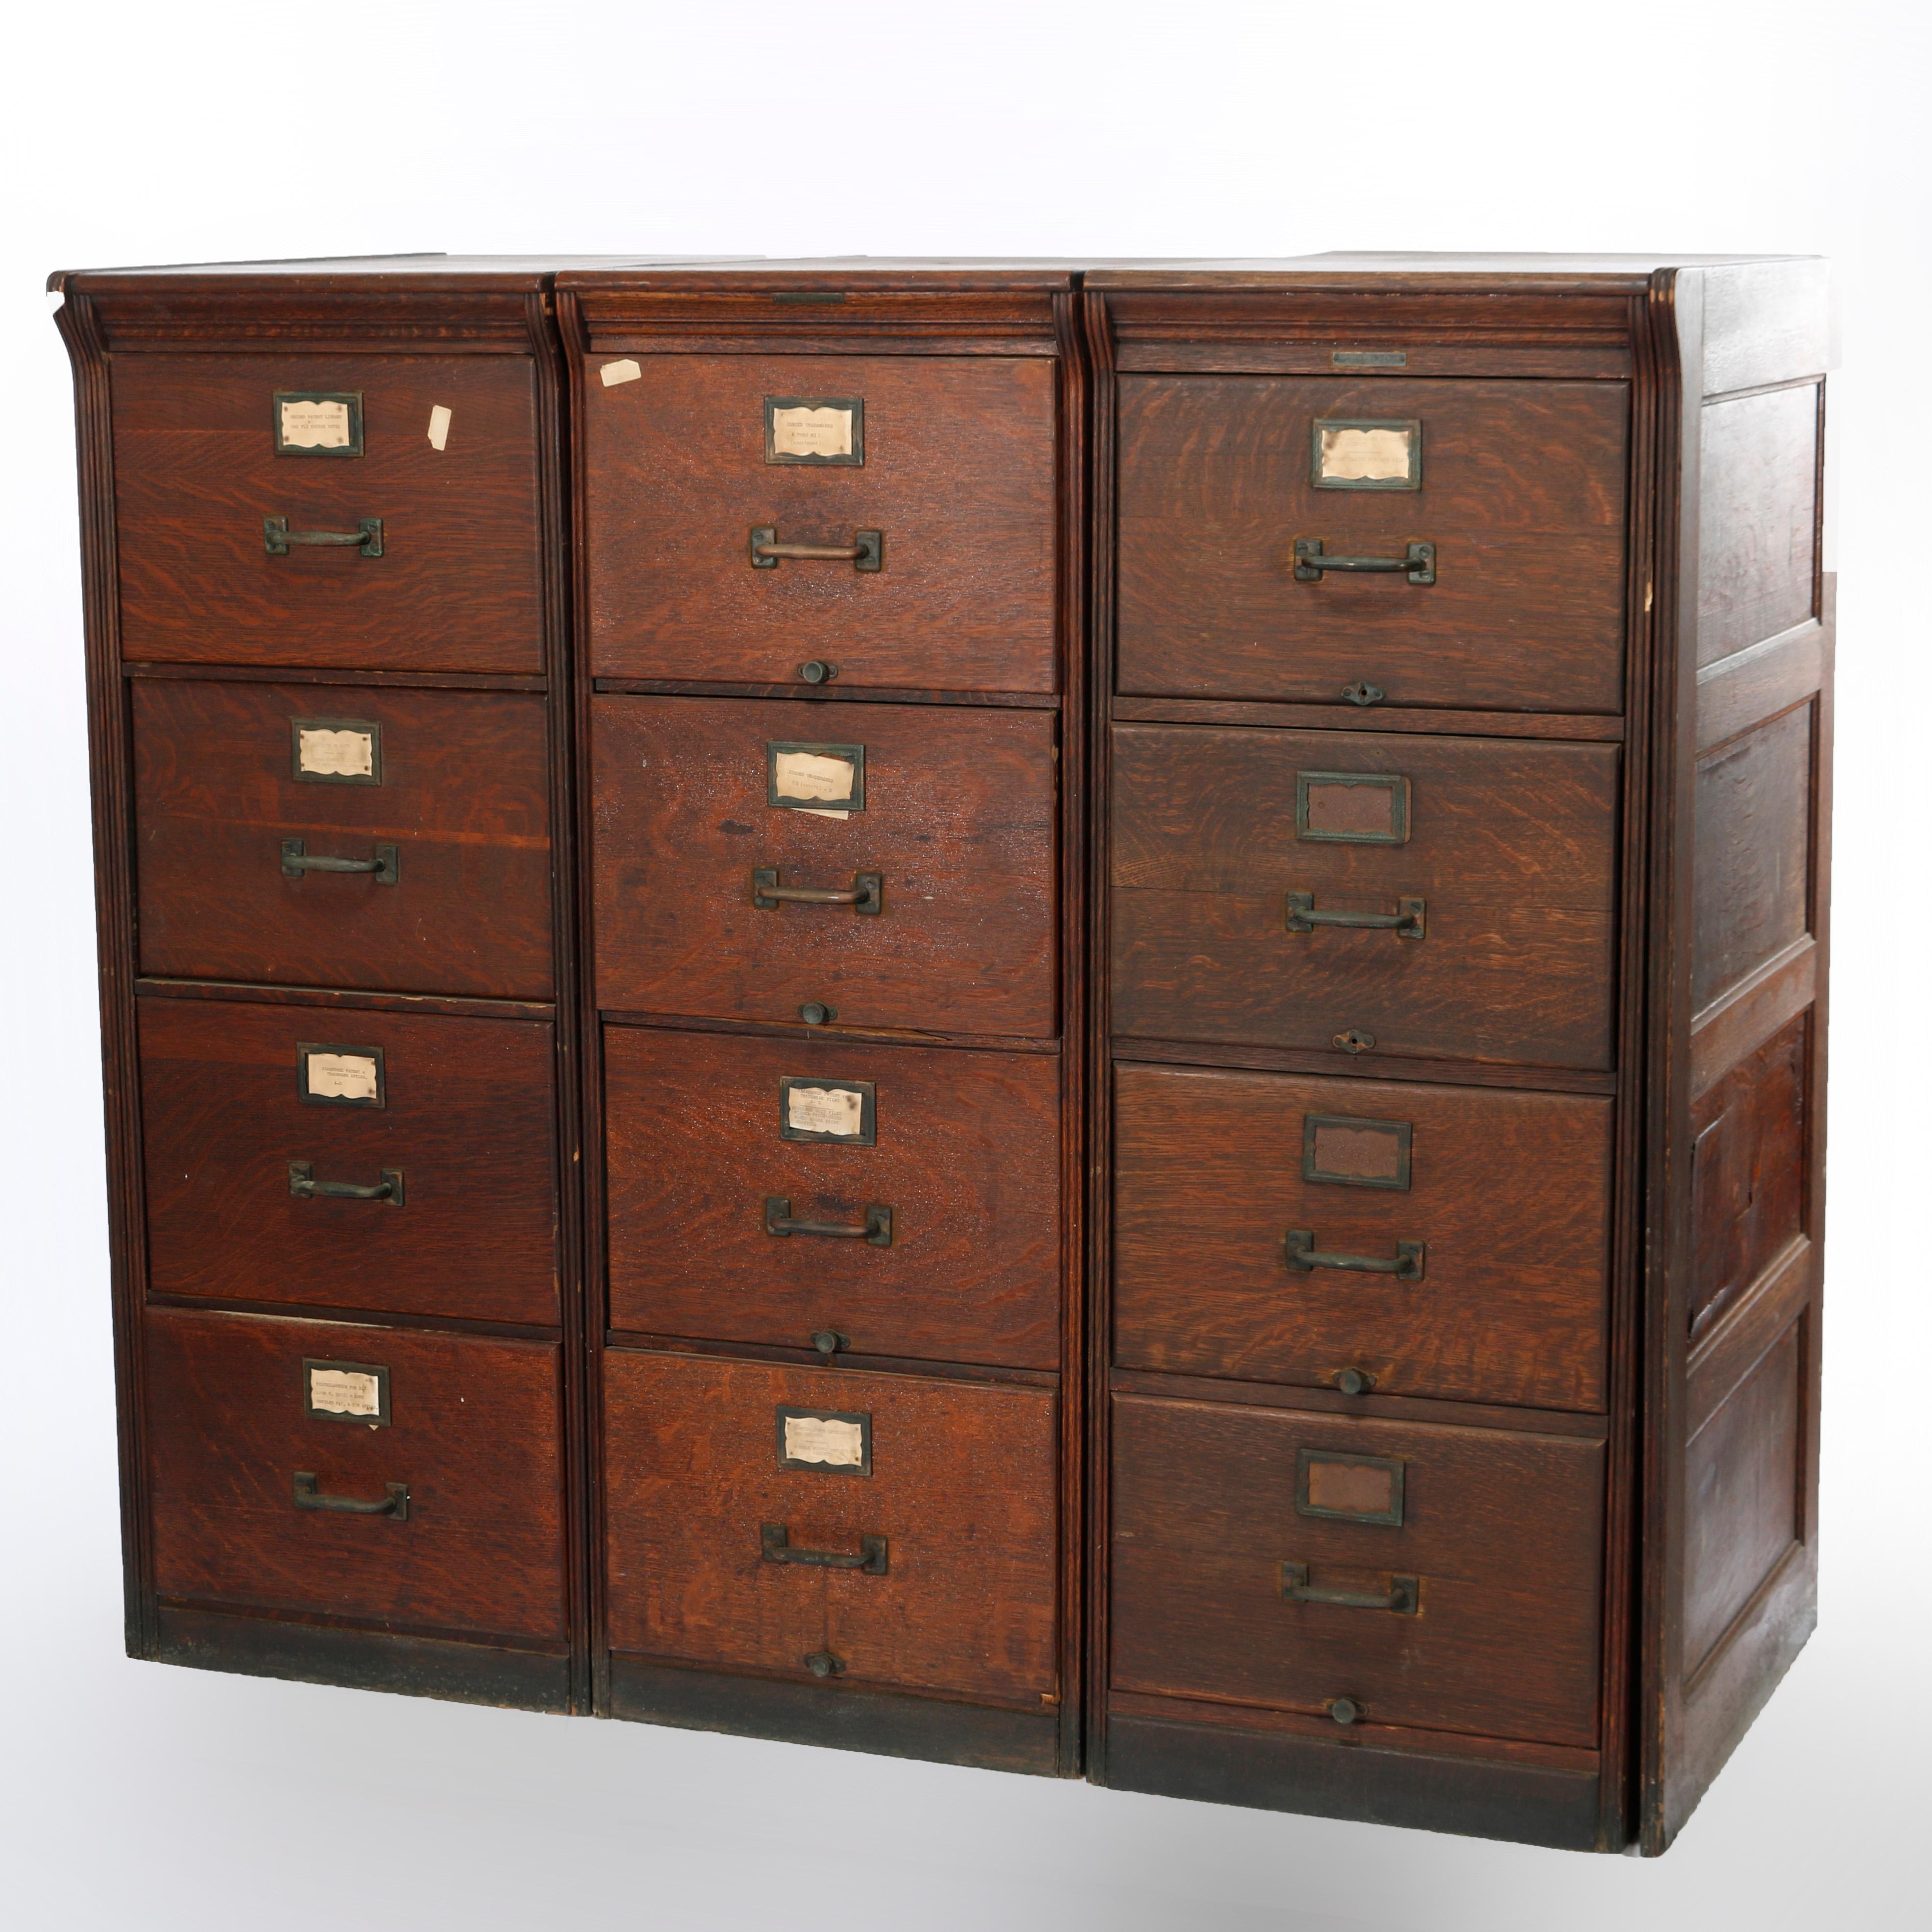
604,1026,1060,1367
1115,376,1628,712
112,354,545,671
1113,1062,1613,1408
133,677,553,999
145,1307,566,1639
1111,1393,1605,1746
1111,724,1620,1069
592,694,1058,1035
585,354,1057,692
139,995,558,1326
603,1351,1059,1703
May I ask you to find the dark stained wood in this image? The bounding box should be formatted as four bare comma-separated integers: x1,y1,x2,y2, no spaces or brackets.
592,694,1057,1036
132,677,553,999
1115,377,1628,712
1110,1393,1605,1747
139,995,558,1326
1113,694,1625,743
1111,724,1620,1069
1695,614,1824,752
144,1308,566,1639
604,1026,1060,1367
585,354,1058,692
1695,384,1820,666
112,354,545,671
602,1351,1059,1703
1690,702,1814,1012
1113,1063,1612,1409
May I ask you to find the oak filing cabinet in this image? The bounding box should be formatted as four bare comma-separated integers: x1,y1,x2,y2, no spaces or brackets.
53,253,1834,1854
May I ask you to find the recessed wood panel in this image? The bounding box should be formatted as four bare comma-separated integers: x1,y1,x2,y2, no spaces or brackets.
1113,1063,1613,1408
603,1352,1058,1703
145,1309,566,1639
1115,376,1627,711
112,354,544,672
1697,385,1819,667
604,1027,1060,1366
1684,1321,1803,1672
585,355,1057,692
1692,704,1813,1012
140,996,558,1326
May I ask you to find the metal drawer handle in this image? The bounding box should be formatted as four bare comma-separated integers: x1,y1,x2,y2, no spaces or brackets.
1285,891,1424,939
1293,537,1434,584
293,1472,410,1520
765,1196,893,1247
752,867,883,915
761,1523,889,1574
264,516,384,557
282,838,400,885
749,525,883,572
1281,1562,1418,1615
1285,1229,1425,1281
290,1161,405,1206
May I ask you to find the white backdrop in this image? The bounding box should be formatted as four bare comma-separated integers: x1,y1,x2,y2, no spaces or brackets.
5,5,1924,1927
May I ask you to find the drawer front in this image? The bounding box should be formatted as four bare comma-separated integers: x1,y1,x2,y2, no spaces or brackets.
141,997,557,1326
585,354,1057,692
112,354,544,672
593,695,1057,1035
134,680,553,999
604,1353,1058,1703
1111,1395,1604,1746
1111,724,1618,1069
145,1309,566,1640
1115,376,1628,712
606,1028,1061,1368
1114,1064,1612,1409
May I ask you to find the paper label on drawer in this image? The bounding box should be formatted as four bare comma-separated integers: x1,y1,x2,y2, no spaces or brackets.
600,358,643,387
280,397,354,449
426,404,452,451
297,727,375,779
783,1413,866,1468
303,1359,391,1426
1312,417,1421,491
788,1085,863,1137
306,1052,380,1102
774,749,854,819
770,405,853,459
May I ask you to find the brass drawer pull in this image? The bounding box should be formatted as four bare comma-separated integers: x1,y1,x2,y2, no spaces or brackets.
765,1196,893,1247
290,1161,405,1206
752,867,883,915
749,525,883,572
282,838,400,885
1293,537,1434,583
1284,1229,1425,1280
292,1472,409,1521
263,515,384,557
1286,891,1424,939
761,1522,889,1574
1281,1563,1418,1615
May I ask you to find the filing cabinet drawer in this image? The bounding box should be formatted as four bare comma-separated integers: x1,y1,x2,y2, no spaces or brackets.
140,996,558,1326
605,1027,1060,1367
111,354,545,672
145,1309,566,1640
1111,724,1619,1070
604,1353,1058,1703
133,679,553,999
593,695,1057,1035
1113,1063,1612,1409
1115,376,1628,712
585,354,1058,692
1111,1395,1604,1747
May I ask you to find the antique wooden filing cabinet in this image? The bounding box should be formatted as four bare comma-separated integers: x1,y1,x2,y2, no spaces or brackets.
54,252,1832,1854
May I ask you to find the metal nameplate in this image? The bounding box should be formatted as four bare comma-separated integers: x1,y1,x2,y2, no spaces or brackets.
776,1405,872,1475
303,1358,391,1426
779,1076,877,1146
1297,1448,1405,1527
1296,770,1410,845
1332,350,1408,369
1312,416,1421,491
273,390,364,457
291,716,383,786
297,1042,386,1109
764,396,864,466
1303,1114,1412,1191
768,741,865,815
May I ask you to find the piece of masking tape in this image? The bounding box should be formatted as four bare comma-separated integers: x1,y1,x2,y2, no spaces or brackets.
601,358,643,387
426,405,453,451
